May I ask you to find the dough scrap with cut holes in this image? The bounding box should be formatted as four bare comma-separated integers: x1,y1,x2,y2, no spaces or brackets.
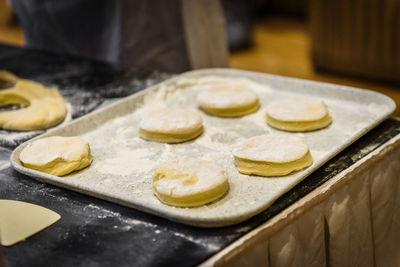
139,108,203,143
0,70,18,87
153,158,229,207
266,97,332,132
232,134,313,176
197,85,259,117
0,71,67,131
19,136,92,176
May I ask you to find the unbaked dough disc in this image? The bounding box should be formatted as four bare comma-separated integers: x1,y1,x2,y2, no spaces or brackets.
153,158,229,207
0,200,60,246
265,97,332,132
19,136,92,176
0,77,67,131
197,85,259,117
139,108,204,143
232,134,313,176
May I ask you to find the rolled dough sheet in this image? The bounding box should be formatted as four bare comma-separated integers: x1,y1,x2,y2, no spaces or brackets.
0,200,60,246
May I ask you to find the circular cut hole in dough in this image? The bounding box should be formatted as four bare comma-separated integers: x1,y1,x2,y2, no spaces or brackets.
197,85,259,117
153,158,229,207
139,107,203,143
232,134,313,176
0,71,23,112
265,97,332,132
19,136,92,176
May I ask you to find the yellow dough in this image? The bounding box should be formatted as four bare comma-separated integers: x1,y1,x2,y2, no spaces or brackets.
139,108,203,143
232,134,313,176
153,158,229,207
0,71,67,131
265,97,332,132
197,85,259,117
0,200,60,246
19,136,92,176
0,70,18,87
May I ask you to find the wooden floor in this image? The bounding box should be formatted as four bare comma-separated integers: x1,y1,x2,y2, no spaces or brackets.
230,17,400,115
1,0,399,115
0,1,24,46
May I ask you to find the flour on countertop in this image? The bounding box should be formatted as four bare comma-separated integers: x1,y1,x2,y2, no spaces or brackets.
0,160,10,171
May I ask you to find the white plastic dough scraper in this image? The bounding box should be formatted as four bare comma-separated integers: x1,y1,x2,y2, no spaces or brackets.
0,200,60,246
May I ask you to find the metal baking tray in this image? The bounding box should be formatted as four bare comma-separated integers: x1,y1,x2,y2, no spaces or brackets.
11,69,396,227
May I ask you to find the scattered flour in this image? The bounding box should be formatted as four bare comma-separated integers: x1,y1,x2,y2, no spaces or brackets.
96,149,156,176
241,108,268,127
0,160,10,170
368,103,388,116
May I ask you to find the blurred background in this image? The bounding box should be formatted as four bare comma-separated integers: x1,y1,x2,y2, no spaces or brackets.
1,0,400,114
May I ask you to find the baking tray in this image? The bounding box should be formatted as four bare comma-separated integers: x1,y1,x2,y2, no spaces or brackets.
10,68,396,227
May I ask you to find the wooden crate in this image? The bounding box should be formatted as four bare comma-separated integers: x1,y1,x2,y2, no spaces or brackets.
309,0,400,82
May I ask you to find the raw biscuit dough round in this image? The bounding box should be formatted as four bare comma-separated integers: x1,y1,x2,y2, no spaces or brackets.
153,158,229,207
197,85,259,117
232,134,313,176
19,136,92,176
266,97,332,132
0,73,67,131
139,108,203,143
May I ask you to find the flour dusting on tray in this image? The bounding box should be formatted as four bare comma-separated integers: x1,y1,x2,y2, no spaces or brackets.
11,70,395,227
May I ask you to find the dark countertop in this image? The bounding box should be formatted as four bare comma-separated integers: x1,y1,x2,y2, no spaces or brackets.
1,44,399,267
